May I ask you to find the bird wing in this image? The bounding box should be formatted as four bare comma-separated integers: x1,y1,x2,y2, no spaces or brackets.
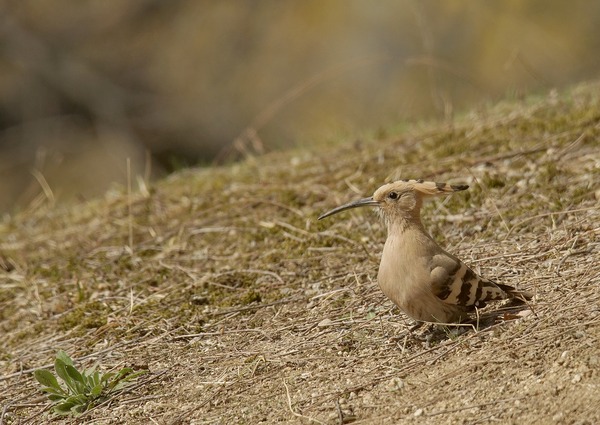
428,252,508,308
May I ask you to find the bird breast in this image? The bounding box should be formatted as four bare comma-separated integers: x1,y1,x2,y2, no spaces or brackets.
377,225,433,309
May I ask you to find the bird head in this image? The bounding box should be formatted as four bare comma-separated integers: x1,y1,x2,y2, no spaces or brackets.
318,179,468,222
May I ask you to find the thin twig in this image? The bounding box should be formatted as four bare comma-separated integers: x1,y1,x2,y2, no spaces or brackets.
210,296,304,316
335,398,344,425
283,380,326,425
505,206,599,239
127,157,133,251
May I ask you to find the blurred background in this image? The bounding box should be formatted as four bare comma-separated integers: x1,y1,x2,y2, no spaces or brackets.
1,0,599,213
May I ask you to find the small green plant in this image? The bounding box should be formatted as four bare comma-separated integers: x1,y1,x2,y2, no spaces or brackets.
33,350,146,416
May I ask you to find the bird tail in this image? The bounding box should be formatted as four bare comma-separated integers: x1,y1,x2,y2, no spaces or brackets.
497,283,533,301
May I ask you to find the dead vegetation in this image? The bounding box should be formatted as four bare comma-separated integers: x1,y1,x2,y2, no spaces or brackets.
1,82,599,424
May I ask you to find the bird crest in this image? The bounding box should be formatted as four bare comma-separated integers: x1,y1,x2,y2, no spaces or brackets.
376,179,469,198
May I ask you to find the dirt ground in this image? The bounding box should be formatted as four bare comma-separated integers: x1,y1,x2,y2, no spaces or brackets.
1,82,599,424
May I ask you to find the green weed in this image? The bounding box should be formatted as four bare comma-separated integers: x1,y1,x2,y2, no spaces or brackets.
33,350,146,416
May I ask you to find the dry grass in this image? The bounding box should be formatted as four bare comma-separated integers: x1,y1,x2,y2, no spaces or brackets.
1,82,599,424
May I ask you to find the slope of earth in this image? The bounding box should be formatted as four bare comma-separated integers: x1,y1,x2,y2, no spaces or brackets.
1,82,599,424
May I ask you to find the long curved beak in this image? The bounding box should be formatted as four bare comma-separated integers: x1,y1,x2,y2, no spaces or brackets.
318,197,379,220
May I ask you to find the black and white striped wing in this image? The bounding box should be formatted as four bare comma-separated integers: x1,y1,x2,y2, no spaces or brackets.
429,253,508,308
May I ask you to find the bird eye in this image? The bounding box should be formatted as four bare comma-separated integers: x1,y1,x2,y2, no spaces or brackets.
388,191,399,200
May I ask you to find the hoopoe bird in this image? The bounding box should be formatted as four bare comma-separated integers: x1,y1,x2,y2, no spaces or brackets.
318,179,531,324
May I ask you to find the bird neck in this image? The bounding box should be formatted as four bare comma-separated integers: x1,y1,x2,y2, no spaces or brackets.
386,212,425,235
